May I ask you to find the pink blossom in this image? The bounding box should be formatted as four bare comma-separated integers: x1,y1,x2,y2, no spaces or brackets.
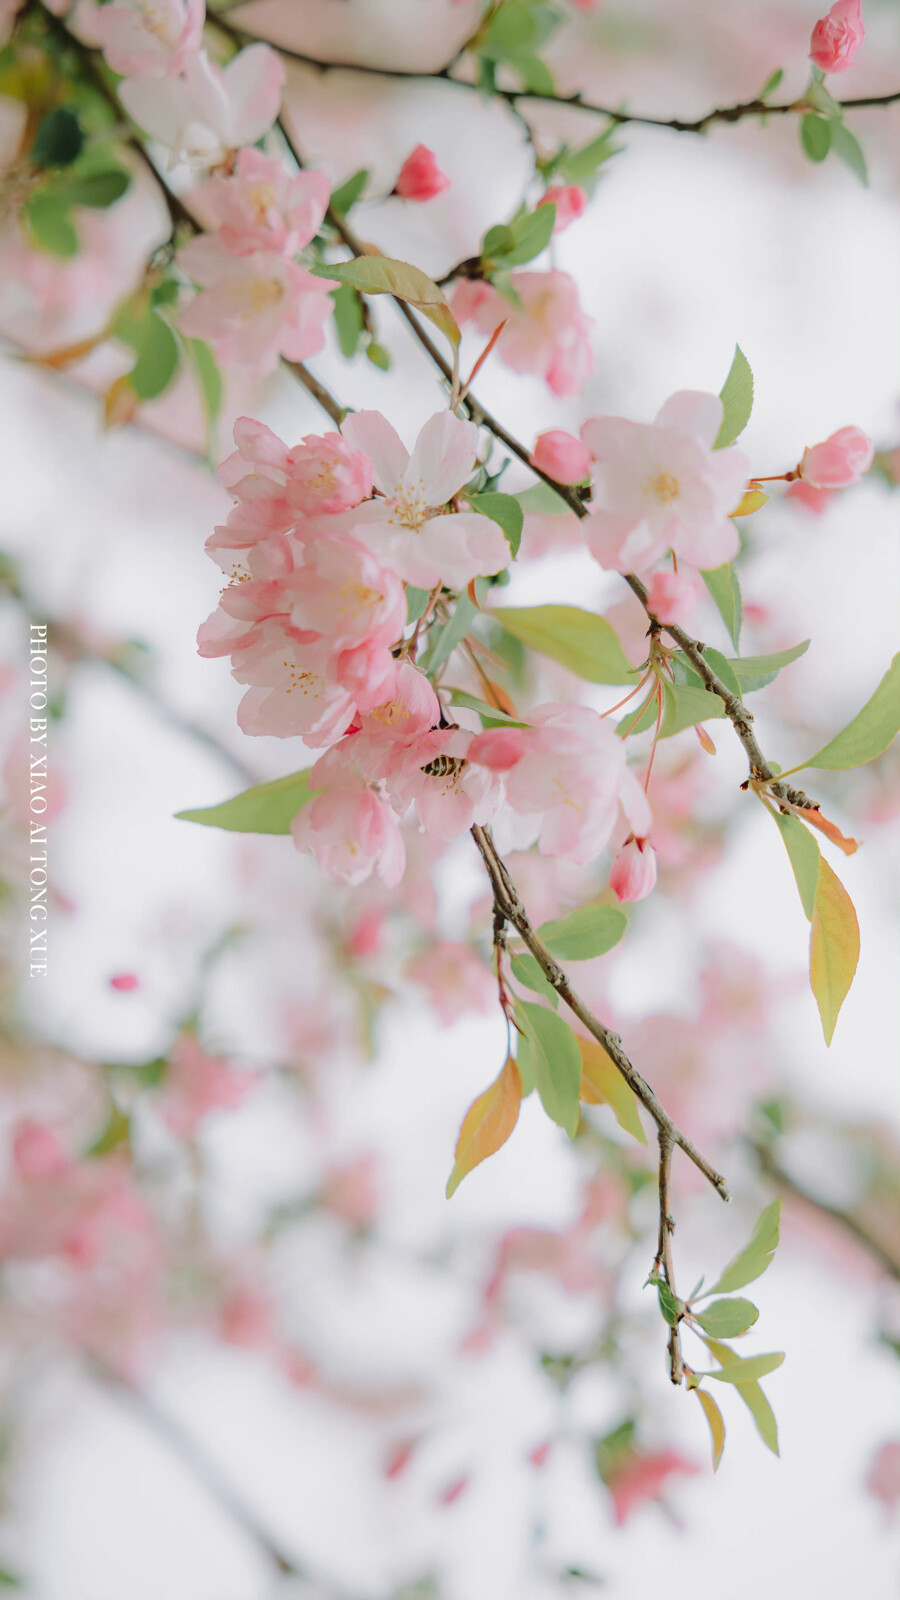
384,725,502,840
109,972,140,992
345,907,385,959
178,236,333,378
809,0,864,73
119,44,284,161
320,1153,379,1227
644,568,697,623
12,1120,70,1182
288,432,373,516
406,941,495,1024
357,660,441,737
211,421,373,554
785,478,833,514
394,144,451,201
160,1033,254,1136
219,1285,274,1349
95,0,204,78
609,834,658,902
291,778,405,887
232,622,356,743
606,1449,699,1525
580,391,749,574
530,429,591,484
287,535,405,652
339,410,509,588
453,270,593,396
865,1440,900,1520
469,704,651,865
538,184,588,232
799,425,873,488
335,641,399,712
191,150,330,257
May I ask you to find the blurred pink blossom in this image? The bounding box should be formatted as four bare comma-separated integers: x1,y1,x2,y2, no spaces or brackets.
394,144,451,201
452,270,593,396
799,425,873,488
539,184,588,231
191,150,330,257
95,0,204,78
809,0,865,73
530,428,591,484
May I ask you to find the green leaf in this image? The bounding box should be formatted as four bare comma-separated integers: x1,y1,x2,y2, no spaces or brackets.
516,1000,582,1136
770,809,821,921
759,68,784,99
703,1351,785,1385
366,341,390,370
516,482,572,515
701,646,742,699
830,121,868,186
715,344,754,449
465,491,523,559
594,1418,636,1482
652,1275,681,1327
693,1298,759,1338
481,223,515,260
705,1200,781,1296
537,905,627,961
52,166,130,208
405,585,431,623
555,127,620,188
804,78,842,120
479,0,560,60
695,1389,726,1472
729,639,810,693
128,312,179,401
176,770,316,834
701,1336,779,1454
23,192,78,257
87,1101,130,1158
810,855,860,1045
422,594,477,674
659,681,726,738
491,604,633,684
329,168,369,215
798,654,900,770
185,337,222,423
497,204,555,268
509,51,555,95
510,951,559,1006
31,106,84,167
312,255,459,348
701,563,743,651
330,282,364,358
801,113,832,161
446,690,529,728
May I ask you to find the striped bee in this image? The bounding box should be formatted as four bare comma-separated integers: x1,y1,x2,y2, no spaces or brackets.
420,754,469,780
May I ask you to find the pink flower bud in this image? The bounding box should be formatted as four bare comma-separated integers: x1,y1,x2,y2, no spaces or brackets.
799,425,874,488
539,184,588,232
530,429,591,484
609,836,658,903
394,145,451,202
110,972,140,992
644,570,696,624
809,0,864,73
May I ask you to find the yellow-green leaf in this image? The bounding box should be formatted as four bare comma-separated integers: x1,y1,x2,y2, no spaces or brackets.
176,771,315,834
693,1297,759,1338
578,1037,646,1144
701,1336,779,1455
715,345,753,449
809,855,860,1045
695,1388,726,1472
770,809,821,921
517,1001,582,1137
702,1351,785,1385
312,255,460,348
705,1200,780,1296
799,654,900,771
491,605,633,684
446,1055,522,1197
537,905,627,961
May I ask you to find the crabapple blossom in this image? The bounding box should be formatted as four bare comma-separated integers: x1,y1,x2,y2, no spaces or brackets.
178,236,333,378
190,151,330,258
340,410,510,588
291,774,406,887
580,391,749,574
785,479,833,514
809,0,865,73
452,270,594,396
393,144,451,201
530,428,591,484
286,535,406,652
468,704,652,865
606,1449,700,1526
119,44,284,162
405,941,496,1024
609,834,658,902
287,432,374,516
384,725,503,841
231,622,356,743
159,1033,254,1137
95,0,204,79
799,424,874,488
644,567,697,623
212,420,373,553
538,184,588,232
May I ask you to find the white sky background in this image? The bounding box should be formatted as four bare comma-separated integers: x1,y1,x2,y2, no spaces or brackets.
1,1,899,1596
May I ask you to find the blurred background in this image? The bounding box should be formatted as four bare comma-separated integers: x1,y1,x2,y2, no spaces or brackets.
0,1,898,1597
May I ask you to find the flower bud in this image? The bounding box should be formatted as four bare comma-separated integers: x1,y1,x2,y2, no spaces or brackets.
809,0,865,73
644,569,696,624
394,145,451,201
799,425,874,488
539,184,588,232
609,836,658,903
530,429,591,484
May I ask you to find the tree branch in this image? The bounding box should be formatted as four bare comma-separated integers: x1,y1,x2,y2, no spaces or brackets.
746,1136,900,1284
654,1129,685,1384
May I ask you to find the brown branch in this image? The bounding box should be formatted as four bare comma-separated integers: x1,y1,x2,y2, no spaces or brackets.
282,360,346,428
747,1137,900,1284
654,1129,685,1385
471,823,730,1203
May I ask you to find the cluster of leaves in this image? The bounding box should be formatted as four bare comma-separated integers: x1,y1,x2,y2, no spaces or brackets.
799,67,868,184
471,0,564,96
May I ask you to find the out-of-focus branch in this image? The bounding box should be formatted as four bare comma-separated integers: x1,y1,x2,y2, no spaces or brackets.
654,1129,684,1384
471,822,731,1203
746,1137,900,1284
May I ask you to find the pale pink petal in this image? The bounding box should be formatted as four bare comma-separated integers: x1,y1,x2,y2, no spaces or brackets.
655,390,724,447
341,411,409,495
403,411,479,507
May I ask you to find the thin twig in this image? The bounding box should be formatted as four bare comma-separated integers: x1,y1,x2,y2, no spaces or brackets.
282,360,346,427
746,1137,900,1283
471,823,730,1203
653,1129,684,1384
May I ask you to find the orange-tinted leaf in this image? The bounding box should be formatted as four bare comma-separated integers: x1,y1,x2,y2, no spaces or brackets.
810,856,860,1045
801,806,858,856
103,373,138,429
446,1055,522,1197
25,332,107,369
728,486,769,518
578,1037,646,1144
695,1388,726,1472
695,723,717,755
